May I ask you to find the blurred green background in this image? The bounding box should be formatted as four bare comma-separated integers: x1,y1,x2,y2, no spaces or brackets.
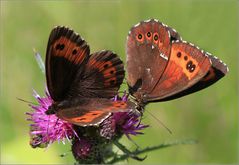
0,0,238,164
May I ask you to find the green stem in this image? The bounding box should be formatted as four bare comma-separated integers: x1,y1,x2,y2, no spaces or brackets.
109,139,197,164
113,140,146,161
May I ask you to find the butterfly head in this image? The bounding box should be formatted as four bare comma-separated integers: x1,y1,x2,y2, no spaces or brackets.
45,103,57,115
128,78,149,108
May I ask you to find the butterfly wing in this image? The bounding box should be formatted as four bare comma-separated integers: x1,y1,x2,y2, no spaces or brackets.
67,50,125,99
166,25,182,41
46,26,90,101
126,19,172,99
55,98,136,126
145,41,212,101
160,53,228,101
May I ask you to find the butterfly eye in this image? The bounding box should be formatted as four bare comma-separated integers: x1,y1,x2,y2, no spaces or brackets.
136,33,144,42
147,32,151,37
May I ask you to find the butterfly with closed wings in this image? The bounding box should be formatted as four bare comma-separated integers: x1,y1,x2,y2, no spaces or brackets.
126,19,228,110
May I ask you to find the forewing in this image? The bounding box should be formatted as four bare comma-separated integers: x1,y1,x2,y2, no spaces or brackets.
166,25,182,41
126,19,171,98
46,26,90,101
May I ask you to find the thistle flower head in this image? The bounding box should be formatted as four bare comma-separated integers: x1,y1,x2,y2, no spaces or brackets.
26,89,76,148
113,111,149,139
72,138,92,160
100,92,149,139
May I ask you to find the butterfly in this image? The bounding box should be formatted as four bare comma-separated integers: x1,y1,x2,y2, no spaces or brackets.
45,26,135,126
126,19,228,107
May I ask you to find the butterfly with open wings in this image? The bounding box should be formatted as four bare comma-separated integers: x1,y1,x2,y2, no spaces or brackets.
44,26,136,126
45,19,228,127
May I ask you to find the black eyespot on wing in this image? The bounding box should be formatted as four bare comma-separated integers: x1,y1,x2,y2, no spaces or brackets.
72,49,77,55
138,34,142,39
46,26,90,101
154,34,158,41
56,43,65,50
104,64,109,68
177,52,181,58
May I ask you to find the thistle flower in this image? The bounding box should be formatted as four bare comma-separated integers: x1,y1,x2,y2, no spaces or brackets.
72,138,92,160
113,111,149,139
26,89,76,148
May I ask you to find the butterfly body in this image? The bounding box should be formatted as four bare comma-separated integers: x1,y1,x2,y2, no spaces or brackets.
126,19,228,105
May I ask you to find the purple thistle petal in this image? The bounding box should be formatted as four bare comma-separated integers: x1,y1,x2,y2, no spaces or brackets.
27,88,77,148
112,102,149,138
121,91,129,102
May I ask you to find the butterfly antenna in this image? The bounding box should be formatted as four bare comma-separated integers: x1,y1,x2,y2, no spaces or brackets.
17,97,37,105
145,110,172,134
